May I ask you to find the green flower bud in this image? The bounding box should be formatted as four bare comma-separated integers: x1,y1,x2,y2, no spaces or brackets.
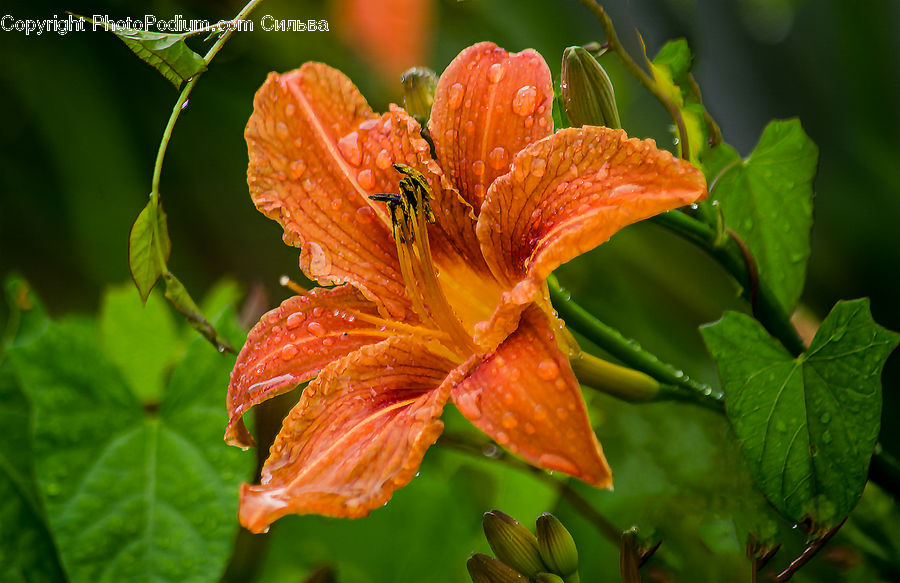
536,513,579,576
534,573,566,583
619,529,641,583
466,553,529,583
482,510,547,577
560,46,620,129
400,67,438,122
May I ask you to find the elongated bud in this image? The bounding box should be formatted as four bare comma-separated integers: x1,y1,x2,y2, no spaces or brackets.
561,46,620,129
482,511,547,577
536,513,579,576
466,553,529,583
619,529,641,583
400,67,438,121
534,573,566,583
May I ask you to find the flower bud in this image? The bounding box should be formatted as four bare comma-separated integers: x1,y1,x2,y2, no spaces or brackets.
534,573,566,583
400,67,438,122
466,553,529,583
536,513,579,576
482,510,547,577
560,46,620,129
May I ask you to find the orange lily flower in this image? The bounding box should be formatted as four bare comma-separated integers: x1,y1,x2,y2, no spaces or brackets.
228,42,706,533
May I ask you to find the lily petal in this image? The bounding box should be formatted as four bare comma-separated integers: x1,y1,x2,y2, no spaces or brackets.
477,127,707,286
246,63,410,319
451,305,612,488
226,286,387,447
239,336,459,532
429,42,554,208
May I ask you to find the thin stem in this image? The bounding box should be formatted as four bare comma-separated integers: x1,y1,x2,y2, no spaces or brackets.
151,0,265,196
438,433,621,543
650,210,807,357
774,518,846,582
576,0,691,160
548,275,723,411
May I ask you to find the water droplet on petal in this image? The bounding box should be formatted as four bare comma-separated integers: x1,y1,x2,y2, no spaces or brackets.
285,313,303,329
471,160,485,176
337,132,362,166
533,405,547,421
285,103,295,116
455,388,482,419
495,430,510,445
501,412,518,429
538,453,578,476
375,149,392,169
524,423,536,435
473,184,485,198
488,146,509,170
306,241,332,274
537,359,559,381
289,160,306,179
280,343,298,360
487,63,505,83
357,169,375,190
276,122,290,138
448,83,465,109
356,206,375,224
306,321,326,337
512,85,540,116
358,118,379,131
530,158,547,177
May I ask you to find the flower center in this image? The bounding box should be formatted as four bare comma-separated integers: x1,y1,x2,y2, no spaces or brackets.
370,164,476,355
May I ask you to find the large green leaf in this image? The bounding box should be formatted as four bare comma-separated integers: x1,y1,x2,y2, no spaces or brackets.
711,119,818,313
9,314,251,583
701,300,899,530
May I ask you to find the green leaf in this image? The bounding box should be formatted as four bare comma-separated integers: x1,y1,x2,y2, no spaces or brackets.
8,314,251,583
129,197,171,303
99,283,179,404
2,275,49,351
81,14,208,89
711,120,818,313
163,272,234,354
701,300,899,530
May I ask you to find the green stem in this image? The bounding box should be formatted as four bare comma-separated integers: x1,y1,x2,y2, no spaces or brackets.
576,0,691,161
151,0,265,197
438,433,621,543
548,275,722,411
650,210,807,357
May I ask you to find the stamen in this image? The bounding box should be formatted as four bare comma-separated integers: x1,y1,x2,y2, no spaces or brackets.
341,308,451,341
279,275,309,295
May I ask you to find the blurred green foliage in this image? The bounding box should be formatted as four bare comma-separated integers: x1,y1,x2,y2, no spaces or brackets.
1,0,899,581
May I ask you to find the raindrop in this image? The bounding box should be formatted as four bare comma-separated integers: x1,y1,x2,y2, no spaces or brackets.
307,241,332,274
448,83,465,109
356,206,376,224
456,389,483,419
280,344,298,360
487,63,505,83
181,100,190,110
471,160,485,176
375,149,392,169
294,137,303,148
289,160,306,179
533,404,548,421
537,359,559,381
530,158,547,177
524,423,536,435
357,169,375,190
286,313,303,329
306,321,326,337
822,430,833,444
276,122,290,139
359,118,380,131
495,431,510,445
538,453,578,475
820,412,831,424
512,85,539,116
337,131,362,166
285,103,295,116
501,412,518,429
488,146,509,170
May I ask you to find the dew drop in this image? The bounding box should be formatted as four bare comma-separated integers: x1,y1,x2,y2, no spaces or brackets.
495,430,510,445
512,85,540,116
530,158,547,177
556,407,569,420
448,83,465,109
524,423,536,435
822,430,833,444
487,63,505,83
276,122,290,138
357,169,375,190
280,343,298,360
289,159,306,179
323,337,335,347
337,132,362,166
331,198,342,211
471,160,485,176
538,453,578,475
358,118,379,131
473,184,485,198
293,136,303,148
306,241,332,274
356,206,375,224
488,146,509,171
501,412,518,429
456,389,483,419
533,404,548,421
285,313,303,329
306,321,326,337
502,391,515,406
524,116,534,129
537,359,559,381
820,412,831,424
464,120,475,134
375,149,392,169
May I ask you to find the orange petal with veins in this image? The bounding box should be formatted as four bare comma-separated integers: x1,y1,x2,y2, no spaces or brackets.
226,286,387,447
429,42,554,208
451,305,612,488
239,337,460,532
246,64,410,319
477,127,707,286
